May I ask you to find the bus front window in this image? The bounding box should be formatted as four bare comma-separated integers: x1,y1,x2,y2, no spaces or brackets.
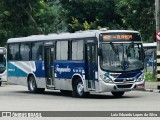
100,43,144,72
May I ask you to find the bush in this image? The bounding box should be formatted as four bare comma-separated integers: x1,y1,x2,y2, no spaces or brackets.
145,72,156,82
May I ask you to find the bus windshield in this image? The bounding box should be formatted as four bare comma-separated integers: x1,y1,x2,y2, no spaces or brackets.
100,43,144,72
0,54,6,73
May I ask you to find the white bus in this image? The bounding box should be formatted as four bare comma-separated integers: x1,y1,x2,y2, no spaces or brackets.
0,47,7,86
143,42,157,73
7,29,145,97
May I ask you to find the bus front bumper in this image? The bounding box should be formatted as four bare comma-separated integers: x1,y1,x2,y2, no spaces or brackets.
98,80,145,92
0,77,7,82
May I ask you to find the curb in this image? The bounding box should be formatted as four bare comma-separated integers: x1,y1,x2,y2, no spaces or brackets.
1,82,16,85
145,89,160,93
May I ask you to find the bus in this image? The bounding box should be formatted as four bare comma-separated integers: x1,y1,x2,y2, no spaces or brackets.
143,42,157,73
143,42,156,50
7,29,145,97
0,47,7,86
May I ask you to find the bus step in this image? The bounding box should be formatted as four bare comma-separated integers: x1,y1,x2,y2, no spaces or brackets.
47,85,55,89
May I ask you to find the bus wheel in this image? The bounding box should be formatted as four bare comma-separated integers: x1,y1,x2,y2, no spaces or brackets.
111,91,125,97
72,78,88,97
28,76,45,93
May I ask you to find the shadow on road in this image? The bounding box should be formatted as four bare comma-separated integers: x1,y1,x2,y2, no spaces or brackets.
14,90,141,99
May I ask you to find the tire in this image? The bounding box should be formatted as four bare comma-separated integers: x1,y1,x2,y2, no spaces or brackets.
72,78,89,98
28,76,45,93
111,91,125,97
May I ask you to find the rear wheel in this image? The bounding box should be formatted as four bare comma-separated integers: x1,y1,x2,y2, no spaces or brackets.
28,76,45,93
111,91,125,97
72,78,89,97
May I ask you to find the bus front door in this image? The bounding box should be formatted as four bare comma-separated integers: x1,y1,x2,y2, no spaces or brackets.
85,43,96,90
44,46,55,87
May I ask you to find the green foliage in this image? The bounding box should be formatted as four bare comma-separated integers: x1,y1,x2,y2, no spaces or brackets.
59,0,155,41
68,17,79,29
59,0,122,32
145,72,156,82
116,0,155,42
0,0,156,46
0,0,61,46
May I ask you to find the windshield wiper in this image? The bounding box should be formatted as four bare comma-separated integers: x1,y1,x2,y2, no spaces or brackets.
120,44,130,71
110,42,119,60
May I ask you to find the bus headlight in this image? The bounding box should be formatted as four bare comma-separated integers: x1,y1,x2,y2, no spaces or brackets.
100,74,113,83
137,73,145,82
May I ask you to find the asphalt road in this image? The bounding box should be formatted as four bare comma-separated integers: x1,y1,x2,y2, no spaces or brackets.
0,84,160,120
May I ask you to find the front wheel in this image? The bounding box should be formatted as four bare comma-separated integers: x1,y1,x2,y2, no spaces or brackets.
72,78,89,98
111,91,125,97
28,76,45,93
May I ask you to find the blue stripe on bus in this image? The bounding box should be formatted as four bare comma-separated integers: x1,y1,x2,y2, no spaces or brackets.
8,61,86,79
114,71,142,82
34,61,45,77
117,71,142,78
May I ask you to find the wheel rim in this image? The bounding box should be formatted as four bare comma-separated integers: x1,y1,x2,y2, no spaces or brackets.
77,82,84,96
29,77,36,91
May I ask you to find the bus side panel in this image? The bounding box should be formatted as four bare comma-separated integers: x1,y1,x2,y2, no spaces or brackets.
33,61,46,88
34,61,45,77
8,61,46,88
7,61,28,86
54,60,85,90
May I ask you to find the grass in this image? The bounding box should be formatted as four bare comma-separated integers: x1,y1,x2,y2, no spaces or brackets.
145,72,157,82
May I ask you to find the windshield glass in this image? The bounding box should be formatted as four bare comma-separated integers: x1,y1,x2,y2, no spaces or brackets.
100,43,144,72
0,54,6,73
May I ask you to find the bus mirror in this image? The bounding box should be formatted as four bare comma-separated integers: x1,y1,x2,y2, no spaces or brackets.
98,48,102,56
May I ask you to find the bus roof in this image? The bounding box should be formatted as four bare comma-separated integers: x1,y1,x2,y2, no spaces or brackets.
143,42,157,47
7,30,140,43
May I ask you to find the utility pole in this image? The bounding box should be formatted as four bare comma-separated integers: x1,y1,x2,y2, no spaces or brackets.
156,0,160,90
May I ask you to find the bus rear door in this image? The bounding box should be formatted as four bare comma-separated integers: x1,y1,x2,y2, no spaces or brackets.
44,45,55,88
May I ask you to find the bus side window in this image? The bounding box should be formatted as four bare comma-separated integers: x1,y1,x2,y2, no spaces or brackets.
31,42,43,61
72,40,84,60
8,53,13,60
20,43,30,61
56,41,68,60
14,52,20,60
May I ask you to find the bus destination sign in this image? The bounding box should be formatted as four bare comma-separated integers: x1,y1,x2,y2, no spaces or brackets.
100,33,141,42
103,35,133,40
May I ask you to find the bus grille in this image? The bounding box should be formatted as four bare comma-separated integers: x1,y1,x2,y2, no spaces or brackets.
114,78,134,83
116,84,133,88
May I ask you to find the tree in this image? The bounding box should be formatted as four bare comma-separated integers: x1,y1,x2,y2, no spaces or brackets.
0,0,61,46
0,0,155,46
116,0,155,42
59,0,155,42
59,0,122,32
